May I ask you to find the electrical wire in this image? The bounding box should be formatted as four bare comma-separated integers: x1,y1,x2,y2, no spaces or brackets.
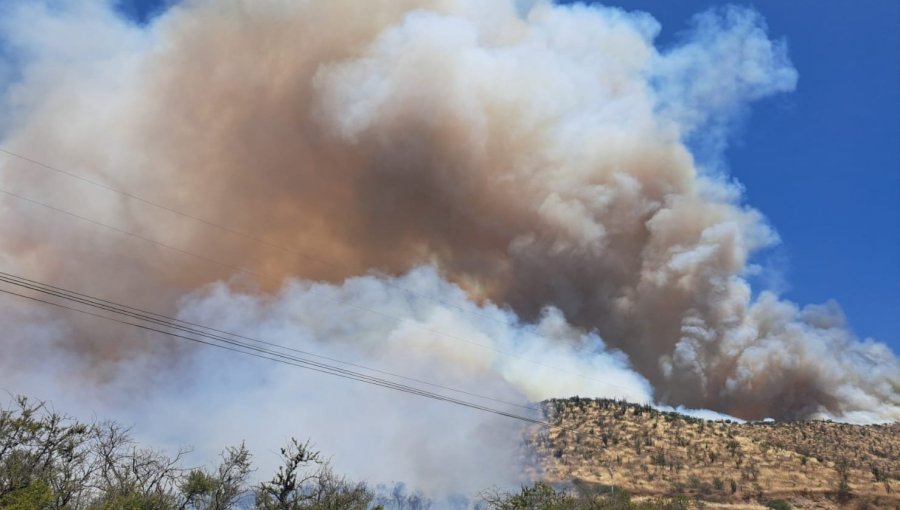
0,277,564,428
0,270,538,412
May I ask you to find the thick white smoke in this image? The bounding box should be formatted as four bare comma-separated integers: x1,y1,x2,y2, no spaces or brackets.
0,0,897,498
3,266,651,496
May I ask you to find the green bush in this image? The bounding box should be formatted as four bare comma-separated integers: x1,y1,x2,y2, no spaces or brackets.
765,499,791,510
0,480,54,510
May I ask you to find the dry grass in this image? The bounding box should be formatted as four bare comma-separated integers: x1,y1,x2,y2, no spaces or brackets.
525,398,900,509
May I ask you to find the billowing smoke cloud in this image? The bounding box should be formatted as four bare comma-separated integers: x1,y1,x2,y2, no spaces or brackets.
0,0,898,495
3,266,653,496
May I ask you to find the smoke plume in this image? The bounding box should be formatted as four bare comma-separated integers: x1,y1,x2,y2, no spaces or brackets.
0,0,897,495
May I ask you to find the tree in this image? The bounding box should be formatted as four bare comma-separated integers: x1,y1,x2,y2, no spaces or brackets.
0,479,54,509
88,421,185,509
255,438,322,509
482,482,577,510
180,443,252,510
0,395,92,509
254,438,373,510
834,458,852,503
1,395,382,510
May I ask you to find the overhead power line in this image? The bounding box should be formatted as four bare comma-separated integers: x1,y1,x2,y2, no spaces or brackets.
0,272,569,428
0,186,252,274
0,179,637,397
0,270,537,412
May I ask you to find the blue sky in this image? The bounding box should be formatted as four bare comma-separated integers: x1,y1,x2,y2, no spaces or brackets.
596,0,899,349
116,0,898,351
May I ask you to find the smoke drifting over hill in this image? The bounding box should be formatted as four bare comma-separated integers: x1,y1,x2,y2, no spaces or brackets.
0,0,897,495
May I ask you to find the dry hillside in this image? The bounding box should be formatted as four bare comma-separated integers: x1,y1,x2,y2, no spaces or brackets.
526,398,900,509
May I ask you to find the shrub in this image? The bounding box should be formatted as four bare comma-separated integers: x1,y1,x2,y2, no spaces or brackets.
765,499,791,510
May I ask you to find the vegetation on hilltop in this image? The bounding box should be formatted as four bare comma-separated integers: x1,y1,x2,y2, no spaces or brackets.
484,482,695,510
527,398,900,509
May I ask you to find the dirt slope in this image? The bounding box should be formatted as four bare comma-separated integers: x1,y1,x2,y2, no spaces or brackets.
526,398,899,508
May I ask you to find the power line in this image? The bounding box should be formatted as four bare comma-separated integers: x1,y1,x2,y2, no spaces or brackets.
0,147,637,396
0,187,252,275
0,182,637,397
0,273,578,429
0,283,543,423
0,270,537,412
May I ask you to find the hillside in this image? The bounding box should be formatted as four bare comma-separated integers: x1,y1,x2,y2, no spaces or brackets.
526,398,900,509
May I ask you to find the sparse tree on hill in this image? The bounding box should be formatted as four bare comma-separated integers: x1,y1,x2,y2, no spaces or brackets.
835,457,852,503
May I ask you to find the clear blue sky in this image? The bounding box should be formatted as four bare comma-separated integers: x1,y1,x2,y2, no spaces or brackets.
117,0,899,351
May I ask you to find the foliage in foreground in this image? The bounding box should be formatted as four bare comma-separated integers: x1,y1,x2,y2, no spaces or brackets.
0,396,379,510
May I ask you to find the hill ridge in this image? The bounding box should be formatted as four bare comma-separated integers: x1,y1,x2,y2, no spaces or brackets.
526,397,899,509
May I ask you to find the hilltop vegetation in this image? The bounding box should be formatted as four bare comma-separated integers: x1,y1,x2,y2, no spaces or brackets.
527,398,900,509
